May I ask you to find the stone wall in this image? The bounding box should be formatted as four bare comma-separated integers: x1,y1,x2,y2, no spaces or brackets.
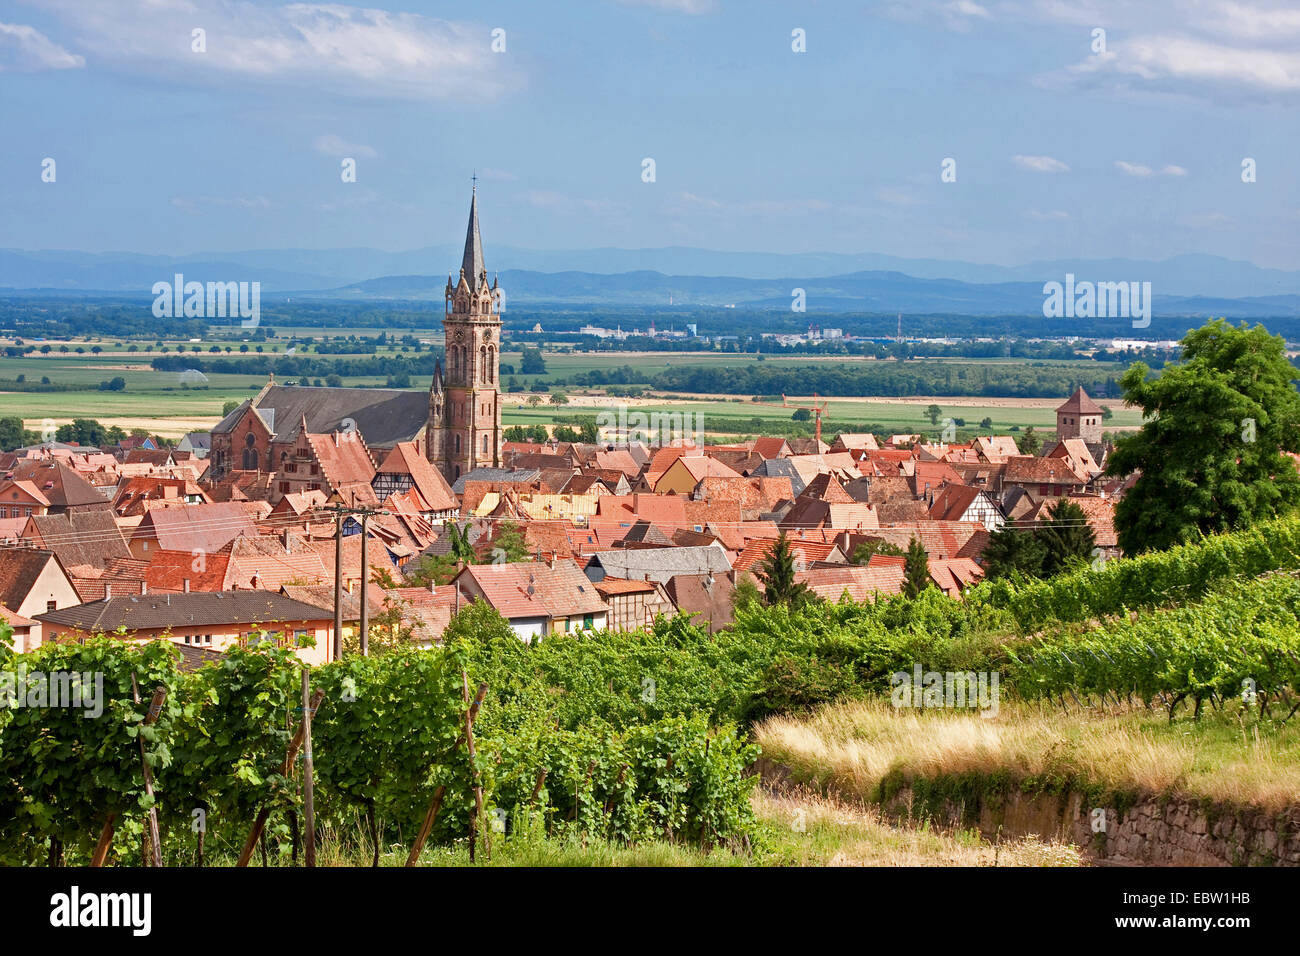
756,759,1300,866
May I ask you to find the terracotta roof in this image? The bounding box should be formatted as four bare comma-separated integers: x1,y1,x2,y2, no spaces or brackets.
928,557,985,595
23,511,132,569
307,430,377,492
593,576,658,596
794,564,904,602
131,502,261,554
144,548,234,592
974,436,1020,462
750,437,790,459
3,459,107,509
734,537,840,572
375,441,457,512
926,484,984,522
831,433,880,452
0,479,51,507
1057,386,1103,415
457,560,607,620
0,549,63,610
1004,456,1088,486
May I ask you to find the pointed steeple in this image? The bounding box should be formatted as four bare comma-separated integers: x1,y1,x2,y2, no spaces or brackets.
461,186,485,292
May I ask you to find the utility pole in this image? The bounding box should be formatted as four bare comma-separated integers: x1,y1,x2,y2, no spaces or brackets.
333,512,343,661
320,503,383,658
358,512,370,656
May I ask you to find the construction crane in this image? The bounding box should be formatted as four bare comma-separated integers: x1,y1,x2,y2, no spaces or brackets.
753,393,830,446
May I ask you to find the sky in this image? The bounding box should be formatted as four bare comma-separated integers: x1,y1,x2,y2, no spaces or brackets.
1,0,1298,270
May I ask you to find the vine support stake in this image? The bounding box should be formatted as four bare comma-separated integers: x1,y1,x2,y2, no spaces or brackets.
131,675,167,867
302,668,317,868
237,688,325,867
462,672,489,862
89,813,117,868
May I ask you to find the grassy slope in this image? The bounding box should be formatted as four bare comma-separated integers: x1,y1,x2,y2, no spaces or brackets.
755,699,1300,813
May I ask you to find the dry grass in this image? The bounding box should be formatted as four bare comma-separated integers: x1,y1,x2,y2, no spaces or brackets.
755,699,1300,812
754,789,1083,867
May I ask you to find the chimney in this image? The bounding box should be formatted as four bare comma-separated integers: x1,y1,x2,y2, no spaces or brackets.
183,578,190,593
140,581,147,595
282,528,291,552
104,584,112,600
549,552,557,570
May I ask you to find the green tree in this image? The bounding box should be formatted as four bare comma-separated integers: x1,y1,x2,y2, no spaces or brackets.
848,539,905,566
925,404,942,426
488,521,531,564
222,400,241,416
757,532,812,607
903,538,932,598
980,524,1046,579
979,417,993,430
1035,498,1097,576
440,521,477,566
1020,425,1041,455
549,391,569,406
520,347,547,375
1109,319,1300,553
0,417,32,452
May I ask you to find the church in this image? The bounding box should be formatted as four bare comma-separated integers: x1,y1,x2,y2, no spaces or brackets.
209,190,503,487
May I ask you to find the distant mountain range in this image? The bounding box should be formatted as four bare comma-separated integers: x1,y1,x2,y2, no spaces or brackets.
1,248,1296,317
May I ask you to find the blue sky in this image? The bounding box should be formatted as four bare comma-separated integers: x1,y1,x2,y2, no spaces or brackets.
2,0,1297,269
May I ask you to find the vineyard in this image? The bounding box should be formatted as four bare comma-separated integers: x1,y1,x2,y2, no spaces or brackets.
3,517,1300,866
0,638,756,866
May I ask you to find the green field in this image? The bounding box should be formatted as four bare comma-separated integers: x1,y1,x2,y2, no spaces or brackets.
0,337,1139,440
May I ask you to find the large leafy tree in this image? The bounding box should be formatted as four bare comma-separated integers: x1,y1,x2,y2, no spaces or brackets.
1036,498,1097,575
1109,319,1300,553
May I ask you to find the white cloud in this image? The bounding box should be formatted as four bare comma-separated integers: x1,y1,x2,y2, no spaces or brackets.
1115,160,1153,176
1012,154,1070,172
1042,1,1300,96
0,21,84,70
1116,160,1189,177
877,188,922,206
34,0,516,101
524,190,626,215
614,0,717,13
1026,208,1070,220
170,194,272,215
314,134,377,158
948,0,991,18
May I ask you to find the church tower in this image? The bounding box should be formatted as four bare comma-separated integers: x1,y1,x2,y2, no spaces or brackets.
427,187,502,483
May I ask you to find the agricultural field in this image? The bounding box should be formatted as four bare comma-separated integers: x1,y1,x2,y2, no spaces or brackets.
0,335,1142,440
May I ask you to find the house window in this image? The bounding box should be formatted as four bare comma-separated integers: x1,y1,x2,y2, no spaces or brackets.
583,614,594,630
47,600,57,612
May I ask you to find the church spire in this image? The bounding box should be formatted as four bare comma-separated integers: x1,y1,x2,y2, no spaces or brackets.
461,184,485,292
